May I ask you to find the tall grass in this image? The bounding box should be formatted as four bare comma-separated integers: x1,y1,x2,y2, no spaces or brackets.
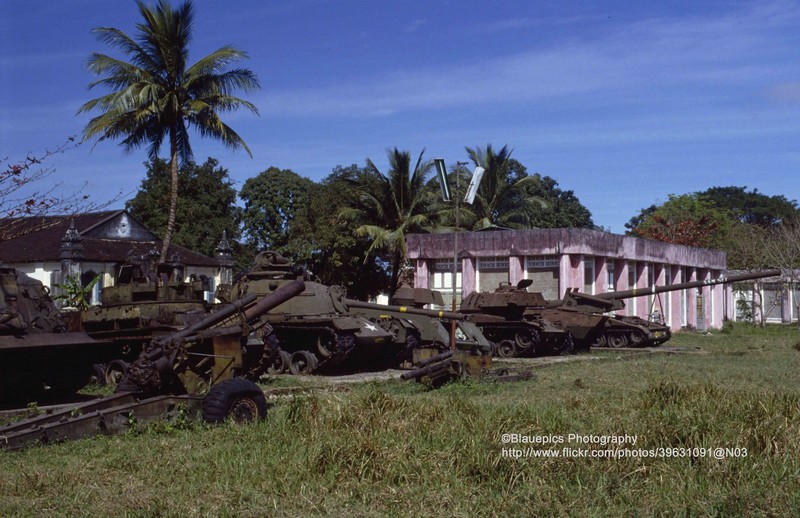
1,325,799,516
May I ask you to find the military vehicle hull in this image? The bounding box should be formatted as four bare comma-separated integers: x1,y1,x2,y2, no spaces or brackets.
223,252,395,375
0,266,108,405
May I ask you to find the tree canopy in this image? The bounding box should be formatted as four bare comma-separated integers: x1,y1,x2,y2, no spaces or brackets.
339,148,437,297
239,167,315,255
126,157,240,258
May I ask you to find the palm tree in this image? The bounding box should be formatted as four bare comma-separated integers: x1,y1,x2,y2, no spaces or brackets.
340,148,435,297
464,144,544,230
79,0,259,262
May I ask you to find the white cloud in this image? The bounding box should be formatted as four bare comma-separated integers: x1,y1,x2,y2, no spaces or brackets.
258,1,800,118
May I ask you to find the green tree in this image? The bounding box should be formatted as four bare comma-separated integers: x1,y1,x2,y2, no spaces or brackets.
79,0,259,262
626,194,732,248
239,167,315,254
698,186,799,227
340,148,436,297
127,158,240,258
287,165,389,300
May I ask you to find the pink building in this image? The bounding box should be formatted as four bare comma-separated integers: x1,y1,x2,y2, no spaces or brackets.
406,228,729,331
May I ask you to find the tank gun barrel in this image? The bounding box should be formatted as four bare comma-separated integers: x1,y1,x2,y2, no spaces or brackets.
345,300,464,320
590,269,780,301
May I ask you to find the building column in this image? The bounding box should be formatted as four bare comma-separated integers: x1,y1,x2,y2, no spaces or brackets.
670,265,682,330
414,259,429,289
509,255,524,288
616,260,630,315
462,256,476,297
687,268,697,330
635,262,647,318
59,219,83,284
700,268,712,331
215,231,234,287
595,257,608,294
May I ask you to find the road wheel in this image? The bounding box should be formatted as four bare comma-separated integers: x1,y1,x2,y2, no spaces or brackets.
496,339,517,358
630,331,646,347
290,350,319,375
515,329,536,353
608,334,628,348
266,350,291,375
589,334,607,348
202,378,268,424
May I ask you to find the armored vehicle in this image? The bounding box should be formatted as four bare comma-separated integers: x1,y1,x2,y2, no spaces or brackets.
341,284,492,366
546,269,781,349
463,269,780,356
66,253,212,385
221,251,395,375
0,265,106,404
460,285,573,358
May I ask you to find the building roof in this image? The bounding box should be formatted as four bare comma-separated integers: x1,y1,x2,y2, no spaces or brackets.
407,228,727,269
0,210,220,267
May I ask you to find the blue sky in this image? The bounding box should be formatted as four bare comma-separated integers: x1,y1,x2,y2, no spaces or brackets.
2,0,800,233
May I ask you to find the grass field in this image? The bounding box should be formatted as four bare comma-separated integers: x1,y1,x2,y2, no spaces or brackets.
1,323,799,517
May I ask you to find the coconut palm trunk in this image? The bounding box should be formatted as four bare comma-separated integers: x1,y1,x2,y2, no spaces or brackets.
161,130,181,262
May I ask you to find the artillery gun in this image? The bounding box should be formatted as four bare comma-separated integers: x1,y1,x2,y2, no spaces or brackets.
547,268,781,349
0,265,108,404
0,279,305,449
66,252,212,385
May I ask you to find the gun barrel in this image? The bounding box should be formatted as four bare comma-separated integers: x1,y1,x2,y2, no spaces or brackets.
163,279,305,343
593,269,780,301
346,300,464,320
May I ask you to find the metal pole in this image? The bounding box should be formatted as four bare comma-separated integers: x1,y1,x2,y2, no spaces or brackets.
451,161,468,351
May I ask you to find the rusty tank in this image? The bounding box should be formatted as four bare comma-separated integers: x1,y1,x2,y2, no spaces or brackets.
220,251,395,375
66,252,212,385
0,265,106,404
543,269,781,349
459,284,573,358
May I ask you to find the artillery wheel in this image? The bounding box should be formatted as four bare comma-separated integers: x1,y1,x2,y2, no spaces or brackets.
290,350,319,375
92,364,107,385
496,339,517,358
607,333,628,348
267,350,292,375
202,378,268,424
104,360,129,387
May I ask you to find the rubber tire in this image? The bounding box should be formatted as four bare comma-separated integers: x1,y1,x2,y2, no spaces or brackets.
92,363,108,386
289,350,319,375
105,360,129,387
202,378,268,424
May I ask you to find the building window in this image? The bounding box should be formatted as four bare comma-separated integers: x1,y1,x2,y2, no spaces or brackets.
583,256,594,295
606,260,615,292
526,255,560,269
478,256,509,292
430,260,462,309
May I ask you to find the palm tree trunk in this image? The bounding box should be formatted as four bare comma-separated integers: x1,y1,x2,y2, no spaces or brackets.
160,130,179,263
389,250,402,300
